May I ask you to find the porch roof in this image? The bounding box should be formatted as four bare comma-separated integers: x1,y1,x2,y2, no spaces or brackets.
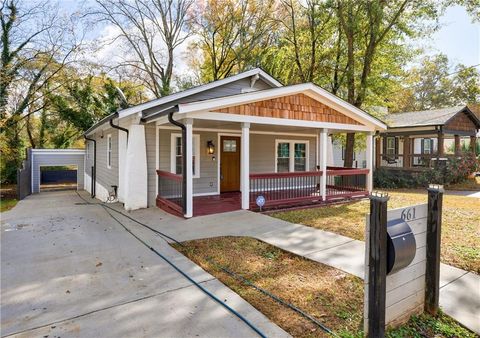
145,83,388,131
385,105,480,129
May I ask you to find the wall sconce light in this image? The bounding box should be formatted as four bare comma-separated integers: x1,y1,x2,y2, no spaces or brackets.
207,140,215,155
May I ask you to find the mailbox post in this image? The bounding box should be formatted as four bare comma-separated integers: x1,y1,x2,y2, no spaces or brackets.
425,185,444,315
367,192,389,338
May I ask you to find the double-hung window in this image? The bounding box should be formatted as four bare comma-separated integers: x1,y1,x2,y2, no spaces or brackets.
386,137,396,157
423,138,432,154
276,140,309,172
107,134,112,169
171,133,200,178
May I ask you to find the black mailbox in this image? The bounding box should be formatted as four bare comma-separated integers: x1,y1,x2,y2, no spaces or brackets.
386,219,416,275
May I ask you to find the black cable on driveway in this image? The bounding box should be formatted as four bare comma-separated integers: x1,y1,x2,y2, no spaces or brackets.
76,191,336,336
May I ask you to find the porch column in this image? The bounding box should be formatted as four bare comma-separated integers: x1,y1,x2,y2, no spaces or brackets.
438,132,445,156
403,136,411,168
185,119,193,218
366,132,374,193
470,135,477,155
241,122,250,209
375,136,381,168
319,129,328,201
454,135,461,155
124,121,148,210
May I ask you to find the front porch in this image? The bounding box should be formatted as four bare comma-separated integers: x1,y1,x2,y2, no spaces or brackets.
148,85,385,218
156,165,370,217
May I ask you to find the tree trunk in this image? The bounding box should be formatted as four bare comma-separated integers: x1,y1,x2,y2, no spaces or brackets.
344,133,355,167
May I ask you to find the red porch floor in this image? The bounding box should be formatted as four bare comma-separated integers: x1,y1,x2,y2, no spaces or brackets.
193,192,242,217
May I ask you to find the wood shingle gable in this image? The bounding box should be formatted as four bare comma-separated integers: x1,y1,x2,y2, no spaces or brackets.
212,93,362,125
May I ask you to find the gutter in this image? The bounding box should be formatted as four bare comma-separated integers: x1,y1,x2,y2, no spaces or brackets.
167,107,186,214
84,135,96,198
109,112,129,140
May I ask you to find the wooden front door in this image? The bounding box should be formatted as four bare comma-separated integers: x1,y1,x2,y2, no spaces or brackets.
220,136,241,192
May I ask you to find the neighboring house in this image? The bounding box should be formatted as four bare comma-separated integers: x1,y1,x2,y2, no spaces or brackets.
84,68,386,218
375,106,479,171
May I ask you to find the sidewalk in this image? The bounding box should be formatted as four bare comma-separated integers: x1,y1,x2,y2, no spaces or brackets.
131,206,480,334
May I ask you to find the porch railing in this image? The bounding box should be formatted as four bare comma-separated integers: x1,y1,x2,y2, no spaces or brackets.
249,171,322,208
325,167,369,199
156,170,183,215
249,167,369,208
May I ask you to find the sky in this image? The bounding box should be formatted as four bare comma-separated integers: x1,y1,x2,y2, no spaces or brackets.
423,5,479,68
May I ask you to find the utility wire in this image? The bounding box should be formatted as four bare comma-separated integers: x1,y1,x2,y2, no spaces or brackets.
75,192,266,338
75,192,337,336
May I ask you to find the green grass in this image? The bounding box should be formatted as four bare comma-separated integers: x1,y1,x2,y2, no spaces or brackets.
0,198,18,212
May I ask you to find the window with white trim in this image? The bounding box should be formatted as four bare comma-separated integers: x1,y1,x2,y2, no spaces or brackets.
171,133,200,178
276,140,309,172
107,134,112,169
423,138,432,154
386,137,396,156
86,142,90,160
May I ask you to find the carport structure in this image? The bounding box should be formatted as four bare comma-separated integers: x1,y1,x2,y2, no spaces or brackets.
30,149,85,193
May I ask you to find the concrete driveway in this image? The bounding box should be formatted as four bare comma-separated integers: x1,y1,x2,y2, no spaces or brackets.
1,191,288,338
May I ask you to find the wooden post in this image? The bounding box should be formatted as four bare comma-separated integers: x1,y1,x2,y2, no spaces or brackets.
319,129,328,201
366,133,373,192
425,185,444,315
470,136,477,155
368,192,389,338
403,136,410,168
241,123,250,209
437,133,445,156
454,135,461,155
375,136,381,168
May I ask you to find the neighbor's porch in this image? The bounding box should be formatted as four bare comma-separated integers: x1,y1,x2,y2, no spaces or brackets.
154,119,373,217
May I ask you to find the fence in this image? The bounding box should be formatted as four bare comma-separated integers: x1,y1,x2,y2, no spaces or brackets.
156,170,183,216
16,148,32,200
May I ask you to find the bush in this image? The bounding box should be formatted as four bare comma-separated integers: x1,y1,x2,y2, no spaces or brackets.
374,152,479,189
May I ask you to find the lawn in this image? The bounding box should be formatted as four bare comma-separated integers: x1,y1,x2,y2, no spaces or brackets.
174,236,476,338
0,198,18,212
1,184,18,212
271,190,480,273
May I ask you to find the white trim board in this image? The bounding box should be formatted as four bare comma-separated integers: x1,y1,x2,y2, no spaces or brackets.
183,112,374,132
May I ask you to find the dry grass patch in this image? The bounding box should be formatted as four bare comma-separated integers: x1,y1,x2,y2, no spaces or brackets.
271,190,480,273
174,236,364,337
174,236,476,338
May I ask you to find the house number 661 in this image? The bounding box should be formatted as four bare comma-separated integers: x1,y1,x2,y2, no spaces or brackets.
401,207,416,221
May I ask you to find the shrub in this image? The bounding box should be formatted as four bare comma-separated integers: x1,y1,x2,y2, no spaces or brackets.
374,152,479,189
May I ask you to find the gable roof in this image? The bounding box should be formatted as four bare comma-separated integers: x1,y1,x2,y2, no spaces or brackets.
386,105,480,128
118,68,282,119
162,83,387,130
84,68,282,135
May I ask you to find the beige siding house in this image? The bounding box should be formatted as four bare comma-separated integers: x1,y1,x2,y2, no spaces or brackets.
84,68,387,218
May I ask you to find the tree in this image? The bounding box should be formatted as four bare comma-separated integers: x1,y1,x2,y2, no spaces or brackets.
188,0,275,82
92,0,193,97
391,55,480,112
334,0,439,167
0,0,80,182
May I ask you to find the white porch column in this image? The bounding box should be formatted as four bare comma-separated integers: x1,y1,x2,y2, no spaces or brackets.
124,123,148,210
241,122,250,209
185,119,193,218
366,132,374,193
319,129,328,201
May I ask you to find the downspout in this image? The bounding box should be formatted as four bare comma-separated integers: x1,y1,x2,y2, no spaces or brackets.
84,135,96,198
109,112,129,140
167,108,186,214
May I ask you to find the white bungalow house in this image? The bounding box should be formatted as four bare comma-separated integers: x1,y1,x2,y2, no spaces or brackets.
84,68,387,218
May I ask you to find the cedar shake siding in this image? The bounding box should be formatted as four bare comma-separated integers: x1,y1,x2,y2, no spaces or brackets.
214,93,362,125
